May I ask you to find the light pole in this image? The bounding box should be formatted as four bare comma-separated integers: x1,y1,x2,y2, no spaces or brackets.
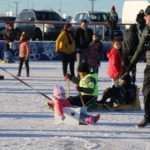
14,1,19,16
89,0,97,12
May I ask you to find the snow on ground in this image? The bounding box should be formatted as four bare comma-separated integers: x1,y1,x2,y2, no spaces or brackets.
0,61,150,150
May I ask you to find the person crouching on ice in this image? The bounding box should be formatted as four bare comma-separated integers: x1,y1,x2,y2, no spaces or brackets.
47,84,100,124
97,74,137,107
66,62,99,107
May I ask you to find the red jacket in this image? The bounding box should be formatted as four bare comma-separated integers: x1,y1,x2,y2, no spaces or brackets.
107,47,123,79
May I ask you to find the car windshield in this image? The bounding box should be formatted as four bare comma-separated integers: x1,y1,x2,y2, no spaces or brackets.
89,13,108,22
35,12,62,21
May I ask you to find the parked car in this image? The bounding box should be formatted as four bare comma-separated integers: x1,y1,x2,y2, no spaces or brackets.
0,16,16,40
14,9,66,41
71,11,123,40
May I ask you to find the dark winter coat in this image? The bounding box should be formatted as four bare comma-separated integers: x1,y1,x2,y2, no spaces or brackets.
107,12,118,28
75,27,93,50
88,40,103,67
103,83,137,105
4,29,17,42
123,24,139,68
130,25,150,66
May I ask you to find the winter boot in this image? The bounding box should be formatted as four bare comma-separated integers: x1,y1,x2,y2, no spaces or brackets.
17,74,21,77
87,116,94,124
26,73,30,77
94,114,100,123
136,118,150,128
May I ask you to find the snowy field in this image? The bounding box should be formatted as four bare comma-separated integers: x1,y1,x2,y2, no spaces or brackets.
0,61,150,150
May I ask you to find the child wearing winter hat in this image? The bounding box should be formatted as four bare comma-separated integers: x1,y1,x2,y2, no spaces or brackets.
47,84,100,124
66,62,99,107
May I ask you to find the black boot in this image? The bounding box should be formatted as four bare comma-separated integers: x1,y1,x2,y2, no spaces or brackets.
136,118,150,128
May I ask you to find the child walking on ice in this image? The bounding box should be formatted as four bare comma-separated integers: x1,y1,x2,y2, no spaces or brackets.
47,84,100,124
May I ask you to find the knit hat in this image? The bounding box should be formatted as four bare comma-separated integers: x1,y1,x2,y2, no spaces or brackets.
78,63,90,73
121,74,132,84
111,5,115,11
53,84,66,99
145,5,150,15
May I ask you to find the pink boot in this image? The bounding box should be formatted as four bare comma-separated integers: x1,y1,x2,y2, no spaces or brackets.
87,116,94,124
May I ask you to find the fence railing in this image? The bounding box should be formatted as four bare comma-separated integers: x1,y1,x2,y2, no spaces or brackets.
0,20,133,41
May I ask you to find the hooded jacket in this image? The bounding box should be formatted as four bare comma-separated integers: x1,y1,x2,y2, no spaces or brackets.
107,47,123,79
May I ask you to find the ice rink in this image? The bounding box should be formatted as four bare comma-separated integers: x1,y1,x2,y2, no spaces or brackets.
0,61,150,150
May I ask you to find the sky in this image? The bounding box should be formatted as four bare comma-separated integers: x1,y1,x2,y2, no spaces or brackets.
0,0,125,18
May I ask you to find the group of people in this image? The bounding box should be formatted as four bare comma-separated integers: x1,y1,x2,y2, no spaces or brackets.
2,5,150,128
56,20,103,79
53,5,150,128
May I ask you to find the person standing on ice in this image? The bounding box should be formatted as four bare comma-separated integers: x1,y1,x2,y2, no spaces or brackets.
46,84,100,124
107,5,118,40
55,23,75,78
107,37,123,86
122,24,139,84
75,20,93,68
65,62,99,107
126,5,150,128
17,32,30,77
88,34,103,74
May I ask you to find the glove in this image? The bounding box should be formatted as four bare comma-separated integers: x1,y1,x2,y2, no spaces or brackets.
65,73,72,80
76,85,84,92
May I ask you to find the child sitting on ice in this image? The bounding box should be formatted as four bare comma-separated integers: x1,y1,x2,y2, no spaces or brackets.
47,84,100,124
97,73,137,107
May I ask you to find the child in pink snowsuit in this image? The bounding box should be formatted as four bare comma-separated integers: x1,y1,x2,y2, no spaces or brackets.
47,84,100,124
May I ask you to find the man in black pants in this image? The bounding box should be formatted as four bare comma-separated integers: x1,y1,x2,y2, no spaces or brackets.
126,5,150,128
123,24,139,84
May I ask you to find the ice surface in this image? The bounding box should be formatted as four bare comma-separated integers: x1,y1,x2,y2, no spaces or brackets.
0,61,149,150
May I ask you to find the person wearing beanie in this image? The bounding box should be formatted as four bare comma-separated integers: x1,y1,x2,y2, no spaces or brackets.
107,5,118,40
97,73,137,107
66,62,99,107
46,84,100,124
126,5,150,127
111,5,115,12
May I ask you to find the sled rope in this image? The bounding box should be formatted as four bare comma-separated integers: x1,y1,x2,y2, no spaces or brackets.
0,67,52,101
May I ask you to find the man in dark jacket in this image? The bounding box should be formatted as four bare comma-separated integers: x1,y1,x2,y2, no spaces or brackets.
123,24,139,83
75,20,93,68
126,5,150,128
107,6,118,40
4,24,17,49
